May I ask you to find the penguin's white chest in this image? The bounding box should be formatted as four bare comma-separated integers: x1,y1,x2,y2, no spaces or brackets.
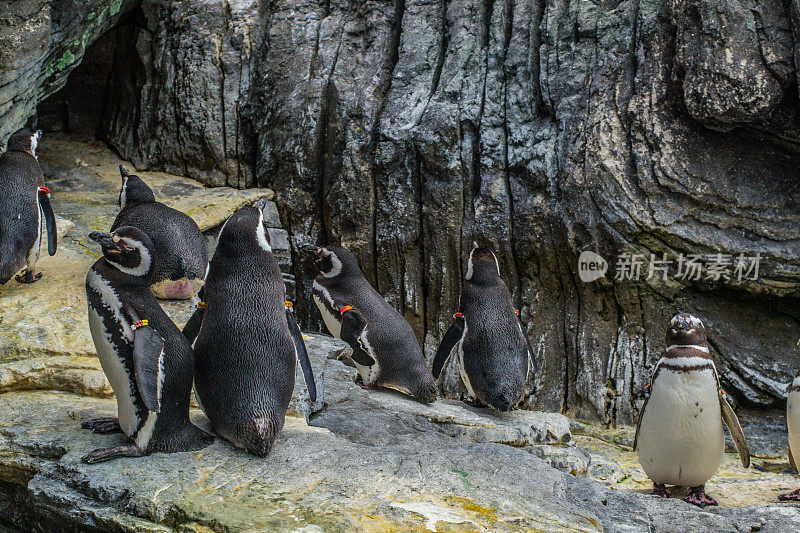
787,381,800,463
313,283,341,338
88,307,140,437
637,366,724,487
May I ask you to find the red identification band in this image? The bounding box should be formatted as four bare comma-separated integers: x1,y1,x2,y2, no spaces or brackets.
515,309,520,315
453,312,464,319
340,305,353,313
38,186,51,196
131,319,149,330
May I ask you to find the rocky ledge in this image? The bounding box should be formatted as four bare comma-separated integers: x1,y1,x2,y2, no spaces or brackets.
1,335,800,532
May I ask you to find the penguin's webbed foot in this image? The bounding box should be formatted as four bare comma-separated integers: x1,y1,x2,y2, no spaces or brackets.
779,489,800,502
15,270,42,284
353,374,369,389
82,417,121,434
685,485,717,508
82,444,145,464
652,483,671,498
463,397,486,409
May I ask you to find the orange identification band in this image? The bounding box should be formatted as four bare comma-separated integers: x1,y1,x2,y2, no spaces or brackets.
197,301,206,309
340,305,353,313
131,319,149,330
285,301,293,309
515,309,520,315
453,312,464,319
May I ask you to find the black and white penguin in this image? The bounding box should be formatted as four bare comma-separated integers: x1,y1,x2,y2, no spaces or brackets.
0,128,56,284
183,200,316,457
303,245,437,403
83,225,213,463
634,313,750,507
432,246,534,411
112,165,207,299
780,346,800,501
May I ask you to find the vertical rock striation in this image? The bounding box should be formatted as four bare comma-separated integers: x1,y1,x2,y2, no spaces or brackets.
2,0,800,424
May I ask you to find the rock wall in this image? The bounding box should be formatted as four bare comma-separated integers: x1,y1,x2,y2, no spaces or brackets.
3,0,800,424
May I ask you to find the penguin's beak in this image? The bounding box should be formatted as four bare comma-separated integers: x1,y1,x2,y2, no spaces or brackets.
674,316,692,332
119,165,130,179
300,244,321,256
89,231,115,248
256,198,267,212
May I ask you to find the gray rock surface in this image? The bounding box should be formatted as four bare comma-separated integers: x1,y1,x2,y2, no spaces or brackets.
2,334,800,532
2,0,800,426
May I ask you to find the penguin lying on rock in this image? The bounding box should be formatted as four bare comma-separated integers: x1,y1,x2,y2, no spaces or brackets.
304,244,437,403
781,343,800,502
635,313,750,507
83,226,213,463
432,246,535,411
112,165,207,300
0,128,57,284
184,200,316,457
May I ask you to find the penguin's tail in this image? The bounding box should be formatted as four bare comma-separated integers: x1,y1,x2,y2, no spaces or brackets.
0,255,22,285
244,415,284,457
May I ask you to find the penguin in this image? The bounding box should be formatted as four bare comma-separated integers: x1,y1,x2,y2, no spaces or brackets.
183,200,316,457
82,225,213,463
432,246,535,411
780,341,800,502
112,165,207,299
303,244,437,403
634,313,750,507
0,128,57,284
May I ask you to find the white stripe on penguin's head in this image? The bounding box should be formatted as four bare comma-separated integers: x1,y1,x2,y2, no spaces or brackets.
105,236,152,276
30,131,40,159
255,205,272,252
321,248,342,278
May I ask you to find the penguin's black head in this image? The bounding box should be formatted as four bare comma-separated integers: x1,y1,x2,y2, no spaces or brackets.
301,244,359,279
215,199,272,258
666,313,707,347
6,128,41,158
118,165,156,208
90,226,155,279
466,245,501,284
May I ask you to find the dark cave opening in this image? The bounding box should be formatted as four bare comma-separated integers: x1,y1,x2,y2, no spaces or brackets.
36,8,144,149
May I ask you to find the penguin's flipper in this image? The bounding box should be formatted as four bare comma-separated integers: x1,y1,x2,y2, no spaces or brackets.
286,307,317,402
633,394,649,452
433,316,465,379
339,308,375,367
38,189,57,256
126,307,165,414
790,445,797,472
719,392,750,468
182,307,204,346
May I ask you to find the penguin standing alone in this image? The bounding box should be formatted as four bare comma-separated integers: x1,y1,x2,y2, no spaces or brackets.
0,128,57,284
635,313,750,507
303,245,437,403
432,246,535,411
83,225,213,462
184,200,316,457
780,341,800,502
112,165,207,299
